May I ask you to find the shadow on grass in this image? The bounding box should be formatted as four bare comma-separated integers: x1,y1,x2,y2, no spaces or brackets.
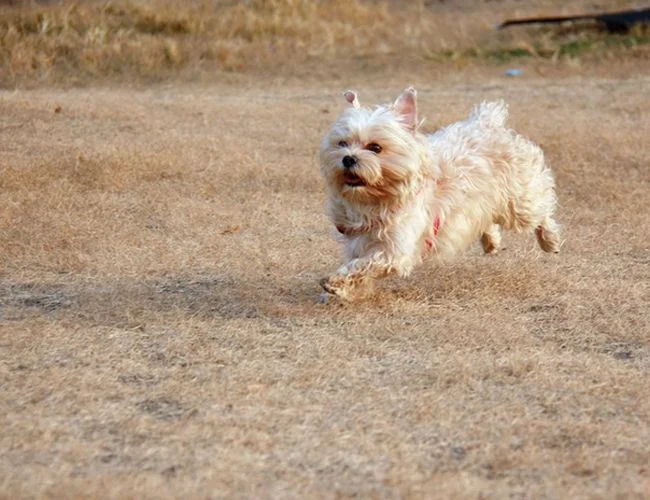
0,256,567,325
0,273,324,325
1,262,647,364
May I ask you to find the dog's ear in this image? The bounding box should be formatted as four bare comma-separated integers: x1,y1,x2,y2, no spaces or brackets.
393,86,418,131
344,90,360,109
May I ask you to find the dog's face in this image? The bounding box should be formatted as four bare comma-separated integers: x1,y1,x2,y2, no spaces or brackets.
320,87,425,205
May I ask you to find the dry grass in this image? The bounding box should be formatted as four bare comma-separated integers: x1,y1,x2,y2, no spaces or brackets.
0,0,648,87
1,0,649,497
1,69,649,497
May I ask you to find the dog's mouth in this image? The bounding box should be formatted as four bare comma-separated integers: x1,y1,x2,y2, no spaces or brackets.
343,171,366,187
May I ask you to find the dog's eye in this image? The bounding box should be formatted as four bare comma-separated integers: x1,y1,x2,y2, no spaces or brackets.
337,140,349,148
366,143,382,154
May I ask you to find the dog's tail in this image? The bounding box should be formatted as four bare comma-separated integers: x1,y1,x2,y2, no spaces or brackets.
470,100,509,128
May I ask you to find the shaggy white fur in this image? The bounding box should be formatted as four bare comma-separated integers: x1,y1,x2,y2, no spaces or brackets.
319,86,561,301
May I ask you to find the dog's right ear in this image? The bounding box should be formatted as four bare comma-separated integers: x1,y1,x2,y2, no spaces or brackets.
344,90,360,109
393,86,418,131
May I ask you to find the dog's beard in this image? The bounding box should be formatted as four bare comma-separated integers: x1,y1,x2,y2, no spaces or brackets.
326,155,416,204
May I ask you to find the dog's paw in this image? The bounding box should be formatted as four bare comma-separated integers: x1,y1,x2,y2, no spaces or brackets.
320,275,343,294
483,244,500,255
319,274,377,302
319,275,353,301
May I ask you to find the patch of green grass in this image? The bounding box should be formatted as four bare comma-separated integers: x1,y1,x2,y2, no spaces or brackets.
558,39,593,57
556,32,650,57
462,31,650,63
483,47,533,62
603,32,650,49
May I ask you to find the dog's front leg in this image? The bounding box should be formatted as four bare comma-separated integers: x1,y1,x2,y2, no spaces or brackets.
320,254,395,301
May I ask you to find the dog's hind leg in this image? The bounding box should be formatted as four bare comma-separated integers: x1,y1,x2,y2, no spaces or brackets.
535,216,561,253
529,173,561,253
480,224,502,254
512,152,561,253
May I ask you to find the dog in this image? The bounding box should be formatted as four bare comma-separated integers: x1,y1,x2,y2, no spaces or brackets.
318,86,561,301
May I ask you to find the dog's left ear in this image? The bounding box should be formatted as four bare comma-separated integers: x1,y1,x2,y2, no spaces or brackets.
393,86,418,131
344,90,360,109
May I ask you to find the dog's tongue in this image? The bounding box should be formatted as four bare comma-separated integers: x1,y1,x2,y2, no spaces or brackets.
344,172,365,186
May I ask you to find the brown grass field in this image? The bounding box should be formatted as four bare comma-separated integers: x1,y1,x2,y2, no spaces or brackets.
1,0,650,498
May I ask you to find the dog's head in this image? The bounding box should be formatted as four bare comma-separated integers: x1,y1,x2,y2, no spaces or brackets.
320,86,426,205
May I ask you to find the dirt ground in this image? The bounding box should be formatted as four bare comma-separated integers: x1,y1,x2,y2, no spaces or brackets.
1,63,649,497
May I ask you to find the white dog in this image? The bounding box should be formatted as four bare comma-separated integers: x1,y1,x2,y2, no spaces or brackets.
319,86,560,301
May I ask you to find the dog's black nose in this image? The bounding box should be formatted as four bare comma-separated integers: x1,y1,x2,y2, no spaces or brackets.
342,156,357,169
